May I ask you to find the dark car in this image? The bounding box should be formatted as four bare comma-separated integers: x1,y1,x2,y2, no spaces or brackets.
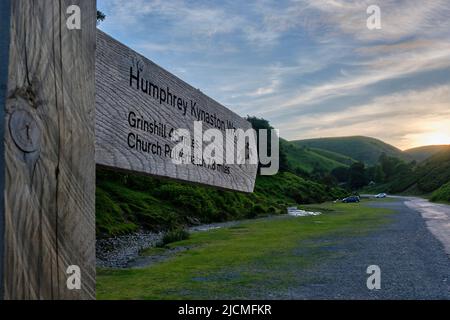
342,196,360,203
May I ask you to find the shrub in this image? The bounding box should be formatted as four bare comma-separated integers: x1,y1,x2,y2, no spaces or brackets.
268,206,281,215
431,182,450,203
252,204,266,214
157,228,190,247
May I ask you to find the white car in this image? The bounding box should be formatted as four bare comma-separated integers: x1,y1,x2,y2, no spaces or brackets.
375,193,387,198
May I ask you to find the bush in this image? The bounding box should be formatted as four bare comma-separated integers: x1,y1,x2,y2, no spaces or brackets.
252,204,266,214
247,204,266,218
431,182,450,203
268,206,278,214
157,228,190,247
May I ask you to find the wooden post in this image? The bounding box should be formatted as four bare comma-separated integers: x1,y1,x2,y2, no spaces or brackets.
0,0,11,301
1,0,96,300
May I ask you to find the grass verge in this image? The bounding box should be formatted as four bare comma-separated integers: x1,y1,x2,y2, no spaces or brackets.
97,200,392,300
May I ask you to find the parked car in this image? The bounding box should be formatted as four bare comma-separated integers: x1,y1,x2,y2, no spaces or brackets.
342,196,360,203
375,193,387,198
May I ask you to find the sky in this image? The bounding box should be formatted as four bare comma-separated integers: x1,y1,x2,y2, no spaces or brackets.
97,0,450,150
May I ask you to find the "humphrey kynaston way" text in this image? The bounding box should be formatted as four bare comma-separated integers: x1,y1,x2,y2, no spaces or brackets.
129,66,236,131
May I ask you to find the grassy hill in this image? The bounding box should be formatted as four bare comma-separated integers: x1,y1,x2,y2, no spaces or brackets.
404,145,450,162
365,148,450,195
413,149,450,193
288,136,450,200
292,136,411,165
95,128,450,238
282,140,353,174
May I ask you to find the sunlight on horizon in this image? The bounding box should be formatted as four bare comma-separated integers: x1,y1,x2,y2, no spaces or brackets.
404,121,450,150
415,132,450,148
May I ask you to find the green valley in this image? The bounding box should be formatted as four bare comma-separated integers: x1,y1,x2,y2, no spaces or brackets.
96,121,450,239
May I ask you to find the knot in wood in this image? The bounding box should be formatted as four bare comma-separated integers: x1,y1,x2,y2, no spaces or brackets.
9,109,40,153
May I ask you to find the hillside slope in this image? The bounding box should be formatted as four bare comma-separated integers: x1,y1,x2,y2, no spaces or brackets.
292,136,411,165
414,149,450,193
282,140,352,174
309,147,356,167
375,148,450,195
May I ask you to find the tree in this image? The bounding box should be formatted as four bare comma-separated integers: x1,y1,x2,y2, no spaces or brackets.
331,167,349,183
366,165,385,183
372,165,385,182
348,162,368,189
379,152,400,180
321,174,337,187
246,116,290,174
97,10,106,23
378,153,411,182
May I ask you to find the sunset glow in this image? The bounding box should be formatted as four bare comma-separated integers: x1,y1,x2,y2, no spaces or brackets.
99,0,450,150
415,131,450,149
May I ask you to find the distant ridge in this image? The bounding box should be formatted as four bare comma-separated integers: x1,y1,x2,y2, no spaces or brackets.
404,145,450,162
291,136,411,165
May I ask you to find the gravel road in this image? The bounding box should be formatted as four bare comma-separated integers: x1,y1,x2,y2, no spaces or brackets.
279,198,450,299
404,197,450,255
97,197,450,299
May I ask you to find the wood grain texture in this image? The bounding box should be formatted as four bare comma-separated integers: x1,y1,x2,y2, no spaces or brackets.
0,0,12,301
96,31,258,193
4,0,96,300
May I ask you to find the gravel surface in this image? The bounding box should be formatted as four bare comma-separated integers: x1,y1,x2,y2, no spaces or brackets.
96,230,164,268
404,197,450,255
277,199,450,299
97,199,450,299
97,221,243,268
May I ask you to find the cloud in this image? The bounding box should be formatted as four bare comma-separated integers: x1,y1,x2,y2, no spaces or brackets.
100,0,245,37
302,0,450,43
278,84,450,149
97,0,450,149
259,42,450,114
248,79,281,97
100,0,450,47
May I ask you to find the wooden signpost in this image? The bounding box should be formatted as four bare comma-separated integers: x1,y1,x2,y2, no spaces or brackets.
96,31,257,192
1,0,256,300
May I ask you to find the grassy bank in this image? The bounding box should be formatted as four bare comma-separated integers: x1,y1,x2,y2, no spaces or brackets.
97,200,392,300
96,168,346,238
